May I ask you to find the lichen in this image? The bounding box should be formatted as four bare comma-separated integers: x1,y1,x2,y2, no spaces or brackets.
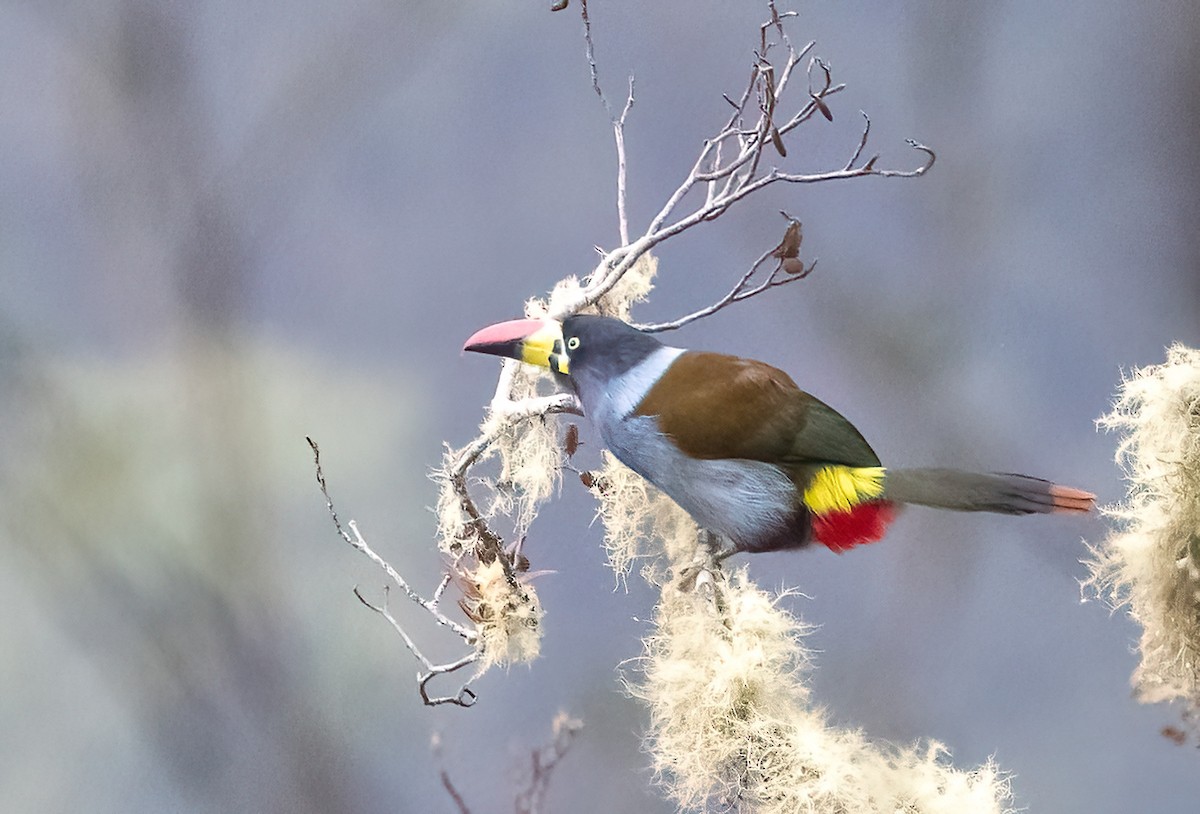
1085,343,1200,720
458,558,544,670
630,568,1013,814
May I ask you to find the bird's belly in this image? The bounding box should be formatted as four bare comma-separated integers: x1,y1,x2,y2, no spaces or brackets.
601,415,805,551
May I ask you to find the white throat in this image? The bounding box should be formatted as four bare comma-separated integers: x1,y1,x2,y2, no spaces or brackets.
602,346,686,419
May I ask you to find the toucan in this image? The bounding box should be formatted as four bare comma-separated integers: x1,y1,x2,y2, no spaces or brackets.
464,314,1095,555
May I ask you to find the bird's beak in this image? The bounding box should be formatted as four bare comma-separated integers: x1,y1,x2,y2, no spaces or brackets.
463,319,569,375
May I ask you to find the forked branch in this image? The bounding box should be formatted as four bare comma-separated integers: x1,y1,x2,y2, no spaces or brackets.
552,0,932,322
308,437,479,706
636,212,816,333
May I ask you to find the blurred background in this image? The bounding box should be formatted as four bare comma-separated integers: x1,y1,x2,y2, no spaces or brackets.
2,0,1198,811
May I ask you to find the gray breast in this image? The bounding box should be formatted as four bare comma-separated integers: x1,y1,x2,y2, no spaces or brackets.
600,414,803,551
580,347,806,551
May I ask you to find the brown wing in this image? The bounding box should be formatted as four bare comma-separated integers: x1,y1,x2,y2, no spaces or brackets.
633,351,881,468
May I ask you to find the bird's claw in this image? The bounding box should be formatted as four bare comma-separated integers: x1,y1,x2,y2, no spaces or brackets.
675,534,736,593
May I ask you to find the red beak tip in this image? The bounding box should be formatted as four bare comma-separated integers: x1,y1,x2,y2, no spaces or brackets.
462,319,546,356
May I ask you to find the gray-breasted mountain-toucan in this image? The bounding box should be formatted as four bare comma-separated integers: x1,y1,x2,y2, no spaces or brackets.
464,314,1095,554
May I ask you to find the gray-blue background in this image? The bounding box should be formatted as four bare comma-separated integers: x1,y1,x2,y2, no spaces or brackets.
3,1,1198,811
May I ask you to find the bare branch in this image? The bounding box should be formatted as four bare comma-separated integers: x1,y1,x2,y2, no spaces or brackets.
635,214,816,333
431,571,454,606
546,9,931,323
581,0,636,245
418,656,479,708
776,138,935,182
515,712,585,814
309,438,473,638
844,110,872,170
614,76,635,245
579,0,607,115
431,711,582,814
442,770,472,814
635,245,775,333
353,586,479,707
765,0,799,53
431,732,474,814
309,437,483,705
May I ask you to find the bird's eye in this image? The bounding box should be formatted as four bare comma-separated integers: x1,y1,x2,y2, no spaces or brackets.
566,336,580,350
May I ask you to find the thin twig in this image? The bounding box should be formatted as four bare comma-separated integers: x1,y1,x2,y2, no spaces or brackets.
309,437,472,639
844,110,872,170
418,655,479,708
309,436,483,705
431,732,474,814
773,139,936,182
515,712,585,814
636,233,817,334
550,9,932,321
431,571,454,606
581,0,635,245
353,586,479,707
442,771,471,814
766,0,798,53
579,0,608,115
615,76,635,245
634,245,776,333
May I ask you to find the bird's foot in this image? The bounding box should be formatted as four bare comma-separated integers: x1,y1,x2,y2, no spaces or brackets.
701,531,738,563
675,561,705,593
675,534,737,592
712,544,737,564
675,559,730,621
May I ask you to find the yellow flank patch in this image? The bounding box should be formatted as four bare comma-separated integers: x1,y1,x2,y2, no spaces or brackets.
802,466,887,514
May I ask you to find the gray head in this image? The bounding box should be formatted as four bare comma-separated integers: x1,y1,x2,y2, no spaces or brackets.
463,314,667,409
560,315,665,401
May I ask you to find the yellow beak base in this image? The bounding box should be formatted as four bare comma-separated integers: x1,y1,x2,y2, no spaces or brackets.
463,319,569,375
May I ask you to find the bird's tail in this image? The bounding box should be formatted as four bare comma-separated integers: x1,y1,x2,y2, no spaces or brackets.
801,465,1094,554
882,468,1096,515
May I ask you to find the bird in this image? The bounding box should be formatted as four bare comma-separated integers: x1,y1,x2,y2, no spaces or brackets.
463,314,1095,555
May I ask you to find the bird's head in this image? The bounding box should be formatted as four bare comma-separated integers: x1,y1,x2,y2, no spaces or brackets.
463,314,664,388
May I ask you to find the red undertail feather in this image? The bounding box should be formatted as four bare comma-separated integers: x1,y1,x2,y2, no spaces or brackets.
812,500,898,553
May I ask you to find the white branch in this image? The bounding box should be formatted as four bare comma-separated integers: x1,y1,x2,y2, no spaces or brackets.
354,585,480,707
308,436,480,706
634,247,815,334
547,10,932,324
614,77,635,246
581,0,636,246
